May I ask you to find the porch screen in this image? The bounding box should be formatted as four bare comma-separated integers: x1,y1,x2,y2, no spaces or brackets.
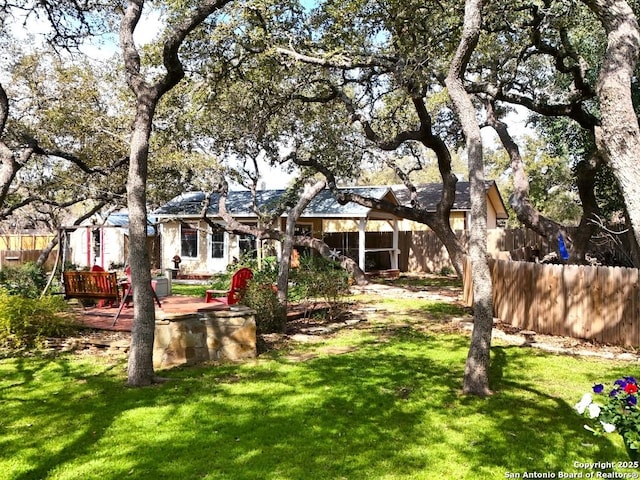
239,232,257,259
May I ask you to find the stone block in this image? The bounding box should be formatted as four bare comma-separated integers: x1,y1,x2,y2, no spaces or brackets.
153,308,257,369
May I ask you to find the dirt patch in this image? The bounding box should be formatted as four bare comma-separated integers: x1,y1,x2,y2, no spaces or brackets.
486,320,640,361
45,330,131,357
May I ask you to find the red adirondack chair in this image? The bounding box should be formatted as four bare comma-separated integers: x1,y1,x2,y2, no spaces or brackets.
205,267,253,305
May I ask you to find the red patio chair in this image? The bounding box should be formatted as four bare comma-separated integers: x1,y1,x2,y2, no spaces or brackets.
205,267,253,305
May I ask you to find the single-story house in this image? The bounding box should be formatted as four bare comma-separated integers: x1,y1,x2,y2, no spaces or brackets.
153,187,400,276
63,213,159,270
153,181,508,276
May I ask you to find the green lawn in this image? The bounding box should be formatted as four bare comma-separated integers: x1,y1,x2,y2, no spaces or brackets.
1,293,638,479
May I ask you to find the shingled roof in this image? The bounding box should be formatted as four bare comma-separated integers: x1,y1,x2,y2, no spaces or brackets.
393,181,508,218
153,181,507,220
153,187,395,219
393,181,486,209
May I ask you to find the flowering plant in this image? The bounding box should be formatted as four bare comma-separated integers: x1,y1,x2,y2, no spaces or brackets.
575,376,640,459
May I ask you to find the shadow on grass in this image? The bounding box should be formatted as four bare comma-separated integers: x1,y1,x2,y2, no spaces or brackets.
372,274,462,290
0,331,632,480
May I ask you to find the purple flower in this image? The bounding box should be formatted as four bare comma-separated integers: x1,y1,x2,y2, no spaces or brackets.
610,389,620,397
628,395,638,407
625,377,638,385
615,379,628,388
593,384,605,394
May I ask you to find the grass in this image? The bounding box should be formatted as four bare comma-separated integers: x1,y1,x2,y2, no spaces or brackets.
170,283,209,297
1,280,639,479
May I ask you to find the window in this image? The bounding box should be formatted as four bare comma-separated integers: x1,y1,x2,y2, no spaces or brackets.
92,228,101,259
211,231,224,259
180,223,199,258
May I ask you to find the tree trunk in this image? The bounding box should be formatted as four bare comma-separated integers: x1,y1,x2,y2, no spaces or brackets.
583,0,640,255
445,0,493,396
0,84,21,211
120,0,233,386
126,106,157,387
276,180,326,306
485,100,603,263
293,236,368,284
485,101,563,243
572,156,602,262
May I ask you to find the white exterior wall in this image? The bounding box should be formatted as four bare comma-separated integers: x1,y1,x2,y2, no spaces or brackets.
160,221,246,275
67,227,126,270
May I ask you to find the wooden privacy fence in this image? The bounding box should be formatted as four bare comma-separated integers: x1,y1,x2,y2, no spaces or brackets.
0,249,56,270
463,259,640,347
0,234,54,251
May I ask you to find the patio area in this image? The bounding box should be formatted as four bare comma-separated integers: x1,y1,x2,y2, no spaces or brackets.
73,295,229,332
72,294,323,333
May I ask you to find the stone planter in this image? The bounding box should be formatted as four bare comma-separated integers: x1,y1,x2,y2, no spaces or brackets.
153,306,256,369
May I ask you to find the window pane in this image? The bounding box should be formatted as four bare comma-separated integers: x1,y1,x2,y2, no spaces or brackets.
181,225,198,257
211,231,224,259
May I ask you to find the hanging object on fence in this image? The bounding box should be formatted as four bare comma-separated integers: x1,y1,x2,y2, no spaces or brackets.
558,233,569,261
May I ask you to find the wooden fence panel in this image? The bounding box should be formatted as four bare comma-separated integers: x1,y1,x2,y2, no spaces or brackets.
0,250,56,270
464,258,640,347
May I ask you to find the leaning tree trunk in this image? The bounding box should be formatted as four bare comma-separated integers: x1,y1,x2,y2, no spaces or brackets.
276,180,326,306
445,0,493,396
297,236,368,285
583,0,640,255
485,99,603,263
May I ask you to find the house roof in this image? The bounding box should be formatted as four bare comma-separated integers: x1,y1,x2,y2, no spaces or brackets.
62,213,158,236
393,181,509,219
153,187,397,219
106,213,158,236
153,181,508,221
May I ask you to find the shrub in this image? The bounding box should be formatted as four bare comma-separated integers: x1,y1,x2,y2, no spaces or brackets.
0,290,79,349
241,280,287,334
240,259,286,333
0,262,48,298
290,255,350,320
239,254,351,332
208,272,231,291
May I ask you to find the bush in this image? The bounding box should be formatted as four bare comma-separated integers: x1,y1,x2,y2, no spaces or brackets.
290,255,350,320
0,262,48,298
241,280,287,334
239,254,351,332
240,258,286,333
0,290,79,349
208,272,231,291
